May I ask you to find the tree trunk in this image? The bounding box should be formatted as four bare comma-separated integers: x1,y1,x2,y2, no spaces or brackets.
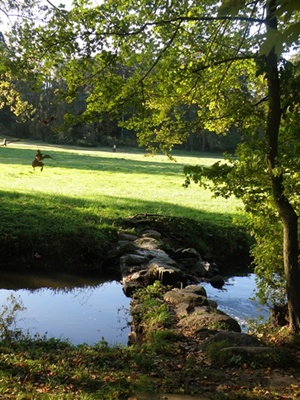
265,0,300,332
201,131,206,152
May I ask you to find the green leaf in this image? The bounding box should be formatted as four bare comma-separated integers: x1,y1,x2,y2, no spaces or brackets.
217,0,245,17
259,28,284,57
282,21,300,47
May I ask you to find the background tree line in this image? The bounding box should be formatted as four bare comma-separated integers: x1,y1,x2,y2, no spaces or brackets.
0,59,242,152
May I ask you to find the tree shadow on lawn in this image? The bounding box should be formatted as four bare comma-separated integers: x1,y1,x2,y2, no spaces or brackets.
0,146,220,176
0,190,250,274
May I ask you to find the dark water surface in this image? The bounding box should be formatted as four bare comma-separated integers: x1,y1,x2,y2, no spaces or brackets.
0,272,131,345
0,272,268,345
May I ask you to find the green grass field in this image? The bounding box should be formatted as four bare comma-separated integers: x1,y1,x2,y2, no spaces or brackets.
0,142,242,218
0,142,246,271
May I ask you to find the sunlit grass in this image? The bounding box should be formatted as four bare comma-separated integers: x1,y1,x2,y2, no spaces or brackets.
0,142,247,271
0,142,243,223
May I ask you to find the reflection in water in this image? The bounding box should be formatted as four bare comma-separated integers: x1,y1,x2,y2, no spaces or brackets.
0,271,111,291
0,272,131,346
0,272,268,344
202,274,269,331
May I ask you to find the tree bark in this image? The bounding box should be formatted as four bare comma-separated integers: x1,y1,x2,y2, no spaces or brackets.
265,0,300,332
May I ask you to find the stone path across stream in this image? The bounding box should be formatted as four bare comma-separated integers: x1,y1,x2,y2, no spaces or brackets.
115,225,300,399
117,228,242,344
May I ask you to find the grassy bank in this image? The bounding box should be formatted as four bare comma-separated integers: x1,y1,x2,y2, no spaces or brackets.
0,143,248,272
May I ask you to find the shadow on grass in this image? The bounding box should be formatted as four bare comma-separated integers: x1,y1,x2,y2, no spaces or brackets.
0,145,220,176
0,189,250,274
0,340,134,398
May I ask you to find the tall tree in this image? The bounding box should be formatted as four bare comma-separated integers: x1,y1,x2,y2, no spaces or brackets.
264,0,300,331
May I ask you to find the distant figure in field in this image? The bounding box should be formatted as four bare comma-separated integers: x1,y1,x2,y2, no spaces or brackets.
32,149,53,172
113,144,117,152
0,138,21,146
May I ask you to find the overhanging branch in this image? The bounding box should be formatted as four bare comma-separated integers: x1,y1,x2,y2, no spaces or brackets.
126,15,265,36
191,54,257,73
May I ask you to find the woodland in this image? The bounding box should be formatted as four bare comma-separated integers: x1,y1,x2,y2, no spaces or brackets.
0,0,300,335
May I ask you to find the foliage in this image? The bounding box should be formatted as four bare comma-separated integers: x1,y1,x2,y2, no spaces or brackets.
183,66,300,305
13,0,296,153
1,1,300,152
0,293,26,342
132,281,174,340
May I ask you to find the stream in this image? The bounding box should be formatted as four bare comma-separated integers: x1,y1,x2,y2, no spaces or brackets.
0,271,269,345
202,273,269,331
0,271,131,346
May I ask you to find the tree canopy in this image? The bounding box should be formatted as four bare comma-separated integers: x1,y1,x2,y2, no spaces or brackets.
4,0,298,147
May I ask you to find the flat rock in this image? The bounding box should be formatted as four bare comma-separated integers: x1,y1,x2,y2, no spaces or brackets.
164,289,208,307
147,264,182,285
202,331,261,348
119,233,139,241
177,308,241,334
121,254,149,266
142,229,162,239
134,237,163,250
182,284,207,297
135,248,175,263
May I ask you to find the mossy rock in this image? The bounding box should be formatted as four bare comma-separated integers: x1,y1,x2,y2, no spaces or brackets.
219,346,295,368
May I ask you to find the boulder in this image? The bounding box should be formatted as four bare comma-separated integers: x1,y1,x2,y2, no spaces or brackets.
173,247,202,261
116,241,138,256
142,229,162,239
202,331,261,348
119,233,139,241
134,249,179,266
207,299,218,308
193,261,219,278
122,279,143,297
121,254,149,266
164,289,208,307
210,275,225,289
147,255,178,267
134,237,164,250
120,264,147,276
182,284,207,297
146,263,182,286
177,308,241,334
193,261,209,276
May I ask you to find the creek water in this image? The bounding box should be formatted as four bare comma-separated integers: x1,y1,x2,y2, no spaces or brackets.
0,271,268,345
202,273,269,331
0,271,131,346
